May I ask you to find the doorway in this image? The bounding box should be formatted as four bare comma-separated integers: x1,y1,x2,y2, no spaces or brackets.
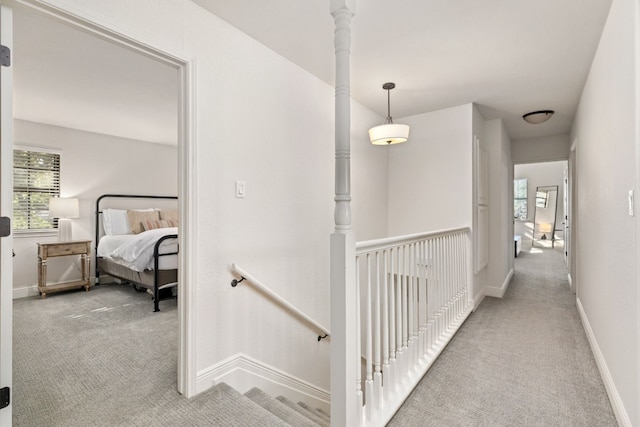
514,161,569,256
0,2,196,421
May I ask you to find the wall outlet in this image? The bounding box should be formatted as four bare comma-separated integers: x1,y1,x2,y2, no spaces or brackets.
628,189,634,216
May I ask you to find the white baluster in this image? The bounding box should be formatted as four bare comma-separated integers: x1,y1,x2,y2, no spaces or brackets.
415,243,420,365
396,246,403,382
382,249,391,400
373,251,382,414
419,240,427,360
426,237,434,355
389,247,397,395
407,243,414,371
445,235,451,333
355,255,362,409
365,254,373,421
438,236,444,341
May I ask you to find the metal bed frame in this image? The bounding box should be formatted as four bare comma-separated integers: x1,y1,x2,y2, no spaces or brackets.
95,194,178,312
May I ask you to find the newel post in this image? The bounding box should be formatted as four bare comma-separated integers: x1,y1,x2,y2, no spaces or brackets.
330,0,359,426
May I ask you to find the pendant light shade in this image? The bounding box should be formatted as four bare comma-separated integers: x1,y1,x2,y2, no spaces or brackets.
369,82,410,145
369,123,410,145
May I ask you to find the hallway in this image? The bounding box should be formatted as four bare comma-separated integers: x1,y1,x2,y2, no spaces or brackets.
388,244,617,426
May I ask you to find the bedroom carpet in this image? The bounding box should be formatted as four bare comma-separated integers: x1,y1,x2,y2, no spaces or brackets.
387,244,618,426
12,283,328,426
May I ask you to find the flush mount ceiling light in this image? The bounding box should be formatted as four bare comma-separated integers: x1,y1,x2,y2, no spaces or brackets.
522,110,555,124
368,82,410,145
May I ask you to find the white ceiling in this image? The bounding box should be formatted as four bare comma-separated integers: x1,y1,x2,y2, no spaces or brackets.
12,0,613,144
193,0,613,140
13,7,178,146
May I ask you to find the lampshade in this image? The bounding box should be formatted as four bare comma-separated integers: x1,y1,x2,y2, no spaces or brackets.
49,197,79,219
538,223,553,234
49,197,79,242
369,123,410,145
523,110,554,124
369,82,410,145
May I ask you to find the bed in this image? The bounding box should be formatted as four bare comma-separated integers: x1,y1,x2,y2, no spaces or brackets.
95,194,178,312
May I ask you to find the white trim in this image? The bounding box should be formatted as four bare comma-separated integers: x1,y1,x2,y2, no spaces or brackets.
484,268,514,298
0,6,14,425
13,0,198,398
197,353,330,411
635,1,640,424
567,273,575,293
576,298,632,427
13,144,61,155
177,58,198,398
473,287,486,311
13,285,38,299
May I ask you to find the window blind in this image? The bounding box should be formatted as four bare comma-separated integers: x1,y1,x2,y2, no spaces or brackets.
13,149,61,231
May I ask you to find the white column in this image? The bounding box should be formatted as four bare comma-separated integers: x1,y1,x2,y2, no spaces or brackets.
330,0,358,426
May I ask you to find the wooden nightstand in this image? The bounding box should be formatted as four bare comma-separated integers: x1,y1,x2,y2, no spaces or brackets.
37,240,91,298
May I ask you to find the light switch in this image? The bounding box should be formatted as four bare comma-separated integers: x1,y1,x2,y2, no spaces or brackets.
236,181,245,198
629,189,634,216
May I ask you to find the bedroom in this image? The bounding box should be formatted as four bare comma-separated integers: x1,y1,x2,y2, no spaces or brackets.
11,7,179,296
9,4,181,417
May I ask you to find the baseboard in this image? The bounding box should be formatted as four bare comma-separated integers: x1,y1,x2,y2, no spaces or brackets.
13,285,39,299
484,268,514,298
196,353,330,411
576,298,632,427
473,288,485,311
567,273,575,293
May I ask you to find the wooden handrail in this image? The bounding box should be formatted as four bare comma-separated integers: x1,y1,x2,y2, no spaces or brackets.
231,263,330,340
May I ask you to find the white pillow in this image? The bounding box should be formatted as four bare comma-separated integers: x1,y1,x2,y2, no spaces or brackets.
102,209,131,235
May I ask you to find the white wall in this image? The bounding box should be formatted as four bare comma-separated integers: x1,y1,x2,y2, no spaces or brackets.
482,118,514,300
472,106,488,300
386,104,513,306
514,161,566,245
571,0,638,424
351,102,390,241
387,104,473,236
511,134,570,164
12,119,177,297
23,0,389,396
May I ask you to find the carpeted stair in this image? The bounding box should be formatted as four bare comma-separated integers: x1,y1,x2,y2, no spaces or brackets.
205,383,330,426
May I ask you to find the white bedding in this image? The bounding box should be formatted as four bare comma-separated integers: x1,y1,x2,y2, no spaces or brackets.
97,235,136,257
100,227,178,272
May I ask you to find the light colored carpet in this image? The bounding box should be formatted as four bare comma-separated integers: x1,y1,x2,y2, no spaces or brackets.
388,245,617,426
13,283,327,426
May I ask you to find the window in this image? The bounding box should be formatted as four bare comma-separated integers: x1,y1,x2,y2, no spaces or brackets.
13,148,60,231
514,178,527,220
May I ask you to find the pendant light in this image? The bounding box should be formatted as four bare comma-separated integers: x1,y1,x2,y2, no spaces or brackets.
368,82,410,145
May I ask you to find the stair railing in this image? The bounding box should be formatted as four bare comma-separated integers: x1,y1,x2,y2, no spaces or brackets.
231,263,330,341
352,227,473,426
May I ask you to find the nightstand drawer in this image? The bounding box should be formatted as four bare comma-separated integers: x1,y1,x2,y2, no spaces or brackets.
41,242,88,257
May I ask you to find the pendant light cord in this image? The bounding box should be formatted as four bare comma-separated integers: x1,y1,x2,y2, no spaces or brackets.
386,88,394,124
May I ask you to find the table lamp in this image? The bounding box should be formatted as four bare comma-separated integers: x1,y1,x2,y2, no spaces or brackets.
538,223,553,240
49,197,79,241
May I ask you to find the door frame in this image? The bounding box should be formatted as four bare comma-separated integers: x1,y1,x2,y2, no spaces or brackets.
568,139,577,293
0,5,15,424
2,0,198,398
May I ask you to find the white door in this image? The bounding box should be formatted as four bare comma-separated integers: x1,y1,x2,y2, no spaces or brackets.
0,4,13,425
